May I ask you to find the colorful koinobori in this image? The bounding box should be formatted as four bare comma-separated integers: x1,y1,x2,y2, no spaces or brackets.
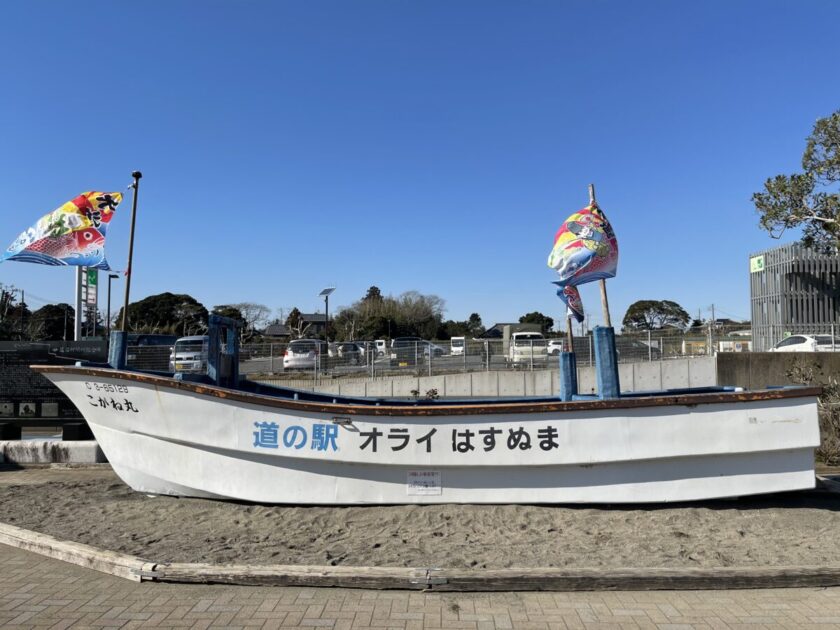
547,201,619,323
0,191,123,269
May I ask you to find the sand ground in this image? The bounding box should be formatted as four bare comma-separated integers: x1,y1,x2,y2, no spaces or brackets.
2,465,839,569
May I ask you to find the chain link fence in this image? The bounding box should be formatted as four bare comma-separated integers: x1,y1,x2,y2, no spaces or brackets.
123,330,750,379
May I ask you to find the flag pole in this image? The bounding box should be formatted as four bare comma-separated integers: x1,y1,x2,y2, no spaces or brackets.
565,313,574,352
120,171,142,331
74,266,83,340
589,183,612,328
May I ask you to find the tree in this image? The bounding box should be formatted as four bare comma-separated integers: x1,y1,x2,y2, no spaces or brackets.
0,285,28,340
753,110,840,251
519,311,554,334
28,303,75,340
437,313,485,340
331,289,446,341
467,313,485,338
116,292,208,335
212,302,270,342
362,286,383,302
622,300,690,332
2,300,31,340
285,307,310,338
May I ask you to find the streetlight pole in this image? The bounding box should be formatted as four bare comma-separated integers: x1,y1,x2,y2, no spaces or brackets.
107,273,120,340
318,287,336,343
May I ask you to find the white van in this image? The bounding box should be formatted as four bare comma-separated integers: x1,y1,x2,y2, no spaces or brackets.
450,336,465,356
508,332,547,365
374,339,387,358
169,335,209,373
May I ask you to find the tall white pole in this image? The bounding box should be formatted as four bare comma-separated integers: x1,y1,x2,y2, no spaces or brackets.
74,266,83,340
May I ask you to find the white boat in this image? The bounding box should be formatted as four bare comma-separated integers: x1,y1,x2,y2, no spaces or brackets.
33,362,821,505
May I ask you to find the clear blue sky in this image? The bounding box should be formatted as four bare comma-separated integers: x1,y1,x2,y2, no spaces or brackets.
1,1,838,330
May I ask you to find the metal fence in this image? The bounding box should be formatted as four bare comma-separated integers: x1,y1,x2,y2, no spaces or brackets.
123,331,748,380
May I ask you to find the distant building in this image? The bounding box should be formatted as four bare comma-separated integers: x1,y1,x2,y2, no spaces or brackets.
298,313,327,337
262,323,290,339
749,243,840,351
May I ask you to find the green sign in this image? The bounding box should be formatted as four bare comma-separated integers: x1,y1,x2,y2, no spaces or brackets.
87,269,98,286
749,255,765,273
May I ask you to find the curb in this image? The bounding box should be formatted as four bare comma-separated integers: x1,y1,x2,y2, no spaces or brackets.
4,521,840,591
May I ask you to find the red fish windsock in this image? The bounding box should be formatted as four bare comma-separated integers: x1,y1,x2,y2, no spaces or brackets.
556,285,585,324
548,202,618,322
1,192,123,270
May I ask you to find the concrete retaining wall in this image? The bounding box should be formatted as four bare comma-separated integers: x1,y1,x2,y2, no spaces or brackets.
256,357,718,398
0,440,107,464
716,352,840,390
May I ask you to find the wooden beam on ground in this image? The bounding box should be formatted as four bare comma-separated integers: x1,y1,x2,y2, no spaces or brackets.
151,563,840,591
0,522,152,582
5,522,840,591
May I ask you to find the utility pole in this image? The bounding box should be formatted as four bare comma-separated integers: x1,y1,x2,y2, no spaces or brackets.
707,304,716,356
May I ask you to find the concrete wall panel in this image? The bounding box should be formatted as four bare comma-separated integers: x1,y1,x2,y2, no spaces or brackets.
337,381,367,397
470,372,499,397
498,371,526,397
441,373,472,397
576,367,597,395
365,379,394,397
633,362,662,391
688,357,716,388
392,378,421,397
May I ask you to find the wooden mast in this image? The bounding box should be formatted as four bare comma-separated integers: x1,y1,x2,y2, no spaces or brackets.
120,171,142,332
589,183,612,328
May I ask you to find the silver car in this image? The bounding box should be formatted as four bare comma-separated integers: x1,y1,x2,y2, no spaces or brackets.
283,339,326,370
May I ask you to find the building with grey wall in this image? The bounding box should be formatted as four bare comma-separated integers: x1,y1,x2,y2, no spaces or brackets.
749,243,840,351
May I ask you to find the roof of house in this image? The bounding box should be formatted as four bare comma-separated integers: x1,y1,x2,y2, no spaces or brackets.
480,322,542,338
263,323,291,337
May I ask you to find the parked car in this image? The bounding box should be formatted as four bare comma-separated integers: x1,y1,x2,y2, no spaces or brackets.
770,334,840,352
169,335,209,373
508,332,547,365
426,342,446,357
283,339,326,370
355,341,377,357
331,341,363,365
547,339,566,356
391,337,445,358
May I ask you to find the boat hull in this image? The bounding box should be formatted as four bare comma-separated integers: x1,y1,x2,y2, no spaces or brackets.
37,367,821,504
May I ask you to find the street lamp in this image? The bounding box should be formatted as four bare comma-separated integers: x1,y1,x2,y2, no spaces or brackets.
107,273,120,339
319,287,336,342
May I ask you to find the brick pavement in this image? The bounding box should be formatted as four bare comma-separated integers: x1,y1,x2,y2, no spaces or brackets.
5,545,840,629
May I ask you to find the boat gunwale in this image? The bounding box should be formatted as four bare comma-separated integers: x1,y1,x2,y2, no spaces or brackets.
31,364,822,417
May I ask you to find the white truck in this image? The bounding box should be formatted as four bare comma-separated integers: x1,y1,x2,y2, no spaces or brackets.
450,336,465,356
508,332,547,365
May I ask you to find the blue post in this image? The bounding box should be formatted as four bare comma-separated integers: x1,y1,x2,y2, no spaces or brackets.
223,324,240,388
594,326,620,399
108,331,127,369
207,313,242,388
558,352,578,401
207,321,221,383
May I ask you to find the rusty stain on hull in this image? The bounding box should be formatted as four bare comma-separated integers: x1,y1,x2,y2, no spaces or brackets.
30,365,822,418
